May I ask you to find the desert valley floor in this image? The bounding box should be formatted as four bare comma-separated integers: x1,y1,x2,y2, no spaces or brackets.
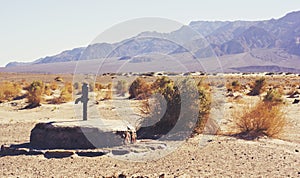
0,72,299,177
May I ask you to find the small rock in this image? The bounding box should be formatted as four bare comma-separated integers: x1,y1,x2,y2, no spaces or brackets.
118,174,126,178
295,149,299,153
159,173,165,178
292,99,300,104
44,150,74,159
112,149,130,155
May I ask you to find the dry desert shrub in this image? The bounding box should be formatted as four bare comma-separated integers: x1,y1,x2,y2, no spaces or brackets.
96,83,113,101
50,82,73,104
44,83,52,96
26,81,44,108
129,77,152,99
64,82,73,94
233,100,286,139
263,89,283,103
193,80,212,134
248,77,266,96
95,82,105,91
49,81,58,90
103,83,113,100
226,80,242,92
0,81,22,102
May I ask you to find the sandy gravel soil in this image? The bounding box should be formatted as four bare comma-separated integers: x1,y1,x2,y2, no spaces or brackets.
1,74,300,177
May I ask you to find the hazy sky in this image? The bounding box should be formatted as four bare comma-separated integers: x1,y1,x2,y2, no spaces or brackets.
0,0,300,67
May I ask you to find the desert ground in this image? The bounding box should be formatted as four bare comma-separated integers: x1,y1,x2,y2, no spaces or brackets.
0,72,300,177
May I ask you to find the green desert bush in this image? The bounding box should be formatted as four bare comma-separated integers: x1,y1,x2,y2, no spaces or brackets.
129,77,151,99
248,77,266,96
0,81,22,102
137,77,212,139
233,100,286,139
26,81,44,108
115,80,128,96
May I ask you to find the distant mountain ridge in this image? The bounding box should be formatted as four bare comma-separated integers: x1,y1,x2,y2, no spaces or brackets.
5,11,300,71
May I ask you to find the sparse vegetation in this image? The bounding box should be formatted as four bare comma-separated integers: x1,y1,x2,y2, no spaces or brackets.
96,83,113,101
249,77,266,96
50,82,73,104
194,80,212,134
44,83,52,96
263,89,283,103
227,80,242,92
49,82,58,90
26,81,44,108
137,77,212,139
233,100,286,139
103,83,113,100
129,77,151,99
0,81,22,102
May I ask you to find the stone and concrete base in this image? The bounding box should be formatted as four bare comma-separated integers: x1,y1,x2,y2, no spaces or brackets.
30,119,136,149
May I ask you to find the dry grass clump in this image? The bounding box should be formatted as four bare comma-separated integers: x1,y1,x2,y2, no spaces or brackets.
103,83,113,100
25,81,44,108
95,82,105,91
44,83,52,96
49,82,58,90
248,77,266,96
233,100,286,139
96,83,113,101
0,81,22,102
129,77,152,99
49,82,73,104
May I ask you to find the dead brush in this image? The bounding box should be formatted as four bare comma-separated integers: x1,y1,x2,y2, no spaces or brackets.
129,77,152,99
49,82,73,104
226,80,244,93
232,100,286,139
0,81,22,102
263,88,283,103
26,81,44,108
96,83,113,101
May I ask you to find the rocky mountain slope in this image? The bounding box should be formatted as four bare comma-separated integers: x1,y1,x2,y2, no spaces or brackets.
4,11,300,73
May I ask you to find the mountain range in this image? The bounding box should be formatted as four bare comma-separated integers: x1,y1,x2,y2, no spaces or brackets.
3,11,300,73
